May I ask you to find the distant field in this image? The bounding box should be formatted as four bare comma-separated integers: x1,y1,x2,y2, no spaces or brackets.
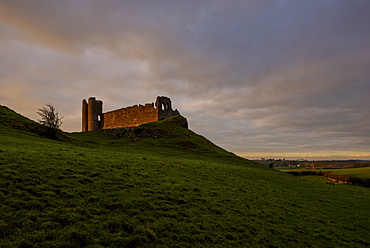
324,167,370,179
277,167,370,179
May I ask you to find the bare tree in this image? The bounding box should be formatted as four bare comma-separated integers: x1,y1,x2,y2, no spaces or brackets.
37,103,64,130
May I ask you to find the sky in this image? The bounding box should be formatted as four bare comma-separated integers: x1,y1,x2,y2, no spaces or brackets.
1,0,370,160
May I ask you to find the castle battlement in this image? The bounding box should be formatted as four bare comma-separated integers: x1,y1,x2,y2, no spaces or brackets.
82,96,182,132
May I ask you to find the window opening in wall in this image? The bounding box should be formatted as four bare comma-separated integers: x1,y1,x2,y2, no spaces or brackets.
161,103,165,111
98,115,101,122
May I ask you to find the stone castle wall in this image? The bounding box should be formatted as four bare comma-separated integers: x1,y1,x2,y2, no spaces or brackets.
82,96,181,131
103,103,158,129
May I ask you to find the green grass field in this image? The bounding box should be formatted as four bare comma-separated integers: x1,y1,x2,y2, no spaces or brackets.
1,105,370,247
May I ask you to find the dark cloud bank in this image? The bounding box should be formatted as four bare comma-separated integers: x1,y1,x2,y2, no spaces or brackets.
1,0,370,159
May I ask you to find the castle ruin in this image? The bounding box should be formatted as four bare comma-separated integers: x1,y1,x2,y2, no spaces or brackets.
82,96,182,131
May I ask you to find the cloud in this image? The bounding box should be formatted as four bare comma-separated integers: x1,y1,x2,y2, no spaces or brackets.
1,0,370,159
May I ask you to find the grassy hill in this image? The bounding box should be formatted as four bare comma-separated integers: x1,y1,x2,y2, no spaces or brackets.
1,105,370,247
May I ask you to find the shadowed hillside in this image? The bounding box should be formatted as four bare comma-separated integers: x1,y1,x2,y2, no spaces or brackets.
1,105,370,247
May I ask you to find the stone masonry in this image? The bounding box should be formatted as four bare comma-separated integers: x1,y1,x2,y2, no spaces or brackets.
82,96,181,132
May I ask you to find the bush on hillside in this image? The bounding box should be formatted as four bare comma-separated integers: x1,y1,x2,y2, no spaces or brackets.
37,103,63,130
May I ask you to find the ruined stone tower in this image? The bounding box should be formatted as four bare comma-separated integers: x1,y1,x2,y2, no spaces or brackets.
82,97,103,132
82,96,182,131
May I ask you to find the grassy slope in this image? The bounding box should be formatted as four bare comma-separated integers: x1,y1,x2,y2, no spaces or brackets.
1,105,370,247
